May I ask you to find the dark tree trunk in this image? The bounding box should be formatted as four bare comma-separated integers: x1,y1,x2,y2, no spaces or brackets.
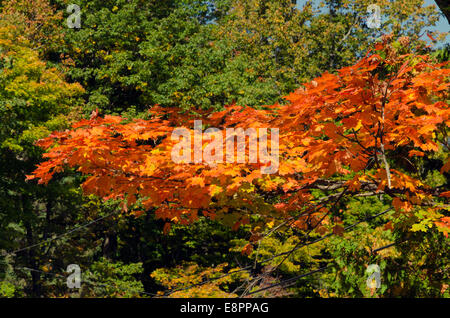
24,219,41,297
435,0,450,24
103,233,117,260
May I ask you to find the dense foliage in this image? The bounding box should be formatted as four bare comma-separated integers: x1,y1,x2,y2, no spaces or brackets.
0,0,448,298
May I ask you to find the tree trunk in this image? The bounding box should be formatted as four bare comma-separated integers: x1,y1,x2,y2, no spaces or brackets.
102,233,117,260
24,219,41,297
435,0,450,24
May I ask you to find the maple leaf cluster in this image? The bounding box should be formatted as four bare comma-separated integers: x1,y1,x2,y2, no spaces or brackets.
27,44,450,238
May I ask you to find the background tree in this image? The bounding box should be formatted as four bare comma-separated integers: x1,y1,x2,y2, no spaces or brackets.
0,22,84,296
56,0,445,113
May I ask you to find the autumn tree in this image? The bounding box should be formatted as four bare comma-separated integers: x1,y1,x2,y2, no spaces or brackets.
28,40,449,296
0,0,64,58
